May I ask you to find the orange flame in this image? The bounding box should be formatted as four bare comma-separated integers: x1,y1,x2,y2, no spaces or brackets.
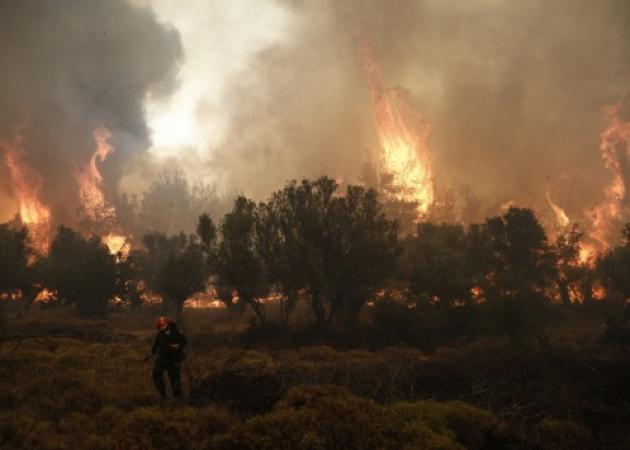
75,127,116,222
546,191,570,228
361,43,434,217
586,102,630,251
74,128,131,255
34,288,56,303
578,242,597,266
102,232,130,256
1,132,51,254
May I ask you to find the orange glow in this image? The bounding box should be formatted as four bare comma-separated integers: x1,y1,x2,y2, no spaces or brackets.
586,102,630,252
185,290,226,309
362,43,434,217
102,232,130,256
578,243,597,266
592,284,606,301
470,286,485,303
546,191,569,228
0,290,22,302
74,128,116,222
1,132,52,255
74,128,132,254
34,288,56,303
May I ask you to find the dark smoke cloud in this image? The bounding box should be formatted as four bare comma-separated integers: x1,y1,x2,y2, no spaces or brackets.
211,0,630,225
0,0,181,225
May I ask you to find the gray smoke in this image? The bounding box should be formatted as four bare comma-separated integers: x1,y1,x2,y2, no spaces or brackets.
0,0,181,226
209,0,630,227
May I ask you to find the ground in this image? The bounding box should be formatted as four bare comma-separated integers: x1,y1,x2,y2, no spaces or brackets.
0,304,628,449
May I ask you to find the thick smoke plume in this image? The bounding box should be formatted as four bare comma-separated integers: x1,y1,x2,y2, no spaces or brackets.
210,0,630,235
0,0,181,226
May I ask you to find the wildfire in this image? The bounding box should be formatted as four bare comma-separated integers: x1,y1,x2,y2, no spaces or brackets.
74,128,131,255
546,191,570,228
34,288,56,303
1,132,52,254
75,127,116,223
361,43,434,217
103,232,130,256
578,242,597,266
586,102,630,251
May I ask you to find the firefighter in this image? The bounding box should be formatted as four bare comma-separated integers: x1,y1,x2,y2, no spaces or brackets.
151,316,186,400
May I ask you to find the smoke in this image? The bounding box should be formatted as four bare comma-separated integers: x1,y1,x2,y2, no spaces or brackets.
3,0,630,240
0,0,181,225
206,0,630,227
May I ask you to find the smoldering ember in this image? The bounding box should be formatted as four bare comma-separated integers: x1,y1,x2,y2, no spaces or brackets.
1,1,630,449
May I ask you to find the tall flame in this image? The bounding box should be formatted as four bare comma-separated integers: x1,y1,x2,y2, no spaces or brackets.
75,128,116,222
586,102,630,251
74,128,129,255
1,132,51,254
361,43,434,217
546,191,570,228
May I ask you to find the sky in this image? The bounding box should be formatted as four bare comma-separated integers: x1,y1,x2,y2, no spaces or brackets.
2,0,630,241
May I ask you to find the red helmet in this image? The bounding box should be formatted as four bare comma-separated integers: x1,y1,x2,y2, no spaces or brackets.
155,316,169,331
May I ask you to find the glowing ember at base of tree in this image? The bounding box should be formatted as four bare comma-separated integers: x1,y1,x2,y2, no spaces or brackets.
34,289,56,303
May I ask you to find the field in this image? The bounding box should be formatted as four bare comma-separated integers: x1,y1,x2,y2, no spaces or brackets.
1,303,629,450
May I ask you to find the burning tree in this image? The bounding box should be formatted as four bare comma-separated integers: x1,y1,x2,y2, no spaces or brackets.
1,132,51,255
361,43,434,227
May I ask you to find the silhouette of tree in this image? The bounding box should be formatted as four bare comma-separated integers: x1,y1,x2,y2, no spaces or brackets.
136,231,206,320
598,225,630,302
139,170,227,235
0,224,31,295
402,222,474,307
43,226,116,317
199,197,267,323
553,224,587,305
484,207,555,299
257,177,400,330
476,208,555,341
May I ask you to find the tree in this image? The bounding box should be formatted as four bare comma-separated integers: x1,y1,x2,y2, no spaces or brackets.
43,226,117,317
553,224,589,305
139,170,228,236
483,207,555,299
475,208,555,341
257,177,400,330
155,240,206,321
136,231,207,320
402,222,474,307
0,224,31,295
199,197,267,324
328,185,401,328
598,225,630,302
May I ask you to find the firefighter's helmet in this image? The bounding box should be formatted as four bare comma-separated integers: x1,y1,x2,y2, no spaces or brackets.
155,316,169,331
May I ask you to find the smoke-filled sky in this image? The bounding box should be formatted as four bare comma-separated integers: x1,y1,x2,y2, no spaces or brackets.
2,0,630,231
0,0,181,224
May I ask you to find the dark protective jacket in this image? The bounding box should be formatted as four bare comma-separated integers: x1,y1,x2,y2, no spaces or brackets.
151,321,186,362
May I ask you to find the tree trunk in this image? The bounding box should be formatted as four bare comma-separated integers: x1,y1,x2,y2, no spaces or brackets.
311,291,326,329
558,280,570,306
